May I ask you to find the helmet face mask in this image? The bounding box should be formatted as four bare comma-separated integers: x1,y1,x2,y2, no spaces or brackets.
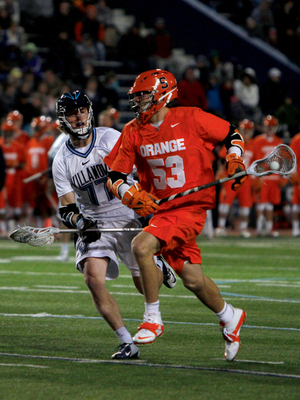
56,91,94,139
128,69,178,125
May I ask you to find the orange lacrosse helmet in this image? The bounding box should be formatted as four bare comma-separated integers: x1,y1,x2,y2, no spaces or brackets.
239,119,254,130
263,115,278,127
7,110,23,122
31,116,51,137
128,69,178,124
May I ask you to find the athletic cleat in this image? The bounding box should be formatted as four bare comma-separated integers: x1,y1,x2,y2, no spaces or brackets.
220,306,246,361
111,342,140,359
56,249,69,262
133,312,164,344
157,255,177,289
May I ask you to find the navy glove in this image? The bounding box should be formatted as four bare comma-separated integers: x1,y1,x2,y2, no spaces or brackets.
76,214,101,243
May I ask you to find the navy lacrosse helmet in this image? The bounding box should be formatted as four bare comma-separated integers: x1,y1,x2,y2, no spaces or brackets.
56,91,94,139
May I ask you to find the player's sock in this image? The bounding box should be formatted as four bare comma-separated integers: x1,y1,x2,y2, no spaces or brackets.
114,326,133,344
145,301,160,315
215,302,234,325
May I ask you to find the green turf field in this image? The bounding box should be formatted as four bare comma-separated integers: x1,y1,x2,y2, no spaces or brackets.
0,236,299,399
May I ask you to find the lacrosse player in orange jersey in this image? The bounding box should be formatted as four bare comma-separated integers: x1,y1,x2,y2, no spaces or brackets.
0,121,26,234
24,116,55,227
104,69,248,361
289,132,300,236
215,119,256,237
252,115,284,237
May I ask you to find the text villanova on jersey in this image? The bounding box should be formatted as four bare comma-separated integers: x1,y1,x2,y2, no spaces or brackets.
71,162,108,188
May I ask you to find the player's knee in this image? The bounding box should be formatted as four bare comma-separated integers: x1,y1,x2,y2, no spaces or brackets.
182,275,205,293
131,234,154,259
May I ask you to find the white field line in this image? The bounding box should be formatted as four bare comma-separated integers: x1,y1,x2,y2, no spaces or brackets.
0,285,300,304
0,352,299,379
1,312,299,332
0,363,48,369
213,358,284,365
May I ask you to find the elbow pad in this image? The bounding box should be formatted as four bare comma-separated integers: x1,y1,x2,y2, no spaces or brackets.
59,203,79,228
223,124,245,157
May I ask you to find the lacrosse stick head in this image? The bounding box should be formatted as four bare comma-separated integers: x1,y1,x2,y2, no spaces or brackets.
247,144,296,177
10,226,60,247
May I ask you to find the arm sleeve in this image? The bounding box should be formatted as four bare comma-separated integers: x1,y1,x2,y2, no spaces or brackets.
103,127,136,174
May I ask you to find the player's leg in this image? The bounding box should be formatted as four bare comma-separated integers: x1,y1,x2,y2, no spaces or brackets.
131,231,165,344
292,204,300,237
82,257,139,359
180,262,246,361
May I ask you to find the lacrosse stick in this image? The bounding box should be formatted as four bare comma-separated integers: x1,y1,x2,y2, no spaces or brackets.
23,167,52,183
10,226,143,247
156,144,296,206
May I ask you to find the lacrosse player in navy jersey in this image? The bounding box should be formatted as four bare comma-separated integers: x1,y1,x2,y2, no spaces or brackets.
52,90,176,360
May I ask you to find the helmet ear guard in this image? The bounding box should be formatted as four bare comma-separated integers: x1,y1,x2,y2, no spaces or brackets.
128,69,178,124
56,91,94,139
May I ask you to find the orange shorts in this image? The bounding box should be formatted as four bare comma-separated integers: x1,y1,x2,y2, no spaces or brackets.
258,179,281,205
219,178,253,208
144,206,206,274
0,190,5,210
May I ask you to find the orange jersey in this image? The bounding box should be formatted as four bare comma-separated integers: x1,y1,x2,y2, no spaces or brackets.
25,135,54,176
0,139,25,170
0,139,26,208
104,107,230,211
252,134,283,181
13,130,30,146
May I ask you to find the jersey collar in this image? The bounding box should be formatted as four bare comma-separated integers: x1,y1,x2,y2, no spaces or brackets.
66,129,96,158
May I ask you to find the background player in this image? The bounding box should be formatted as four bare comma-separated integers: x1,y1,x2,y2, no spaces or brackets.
52,90,176,359
215,119,256,237
104,69,247,361
252,115,285,236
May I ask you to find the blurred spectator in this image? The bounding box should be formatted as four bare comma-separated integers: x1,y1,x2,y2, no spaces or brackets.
98,70,120,110
21,42,43,80
76,33,106,69
74,4,104,44
49,30,83,82
220,77,234,120
4,0,20,24
206,73,225,118
275,95,300,138
260,67,286,115
246,0,275,41
103,24,120,60
177,67,208,110
52,0,79,40
84,75,103,121
195,54,210,87
0,2,12,30
1,20,27,50
95,0,113,26
147,17,174,71
208,49,224,82
117,24,150,74
232,67,261,123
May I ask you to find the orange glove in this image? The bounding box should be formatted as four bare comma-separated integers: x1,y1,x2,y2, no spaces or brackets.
122,183,160,217
226,153,248,191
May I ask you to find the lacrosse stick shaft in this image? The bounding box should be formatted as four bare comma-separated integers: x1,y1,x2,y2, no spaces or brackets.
23,167,52,183
156,171,247,206
51,227,143,233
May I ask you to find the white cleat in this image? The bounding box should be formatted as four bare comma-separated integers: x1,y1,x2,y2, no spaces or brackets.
220,306,246,361
133,312,164,344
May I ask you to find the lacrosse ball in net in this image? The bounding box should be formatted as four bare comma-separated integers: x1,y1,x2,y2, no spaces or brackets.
270,160,280,170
